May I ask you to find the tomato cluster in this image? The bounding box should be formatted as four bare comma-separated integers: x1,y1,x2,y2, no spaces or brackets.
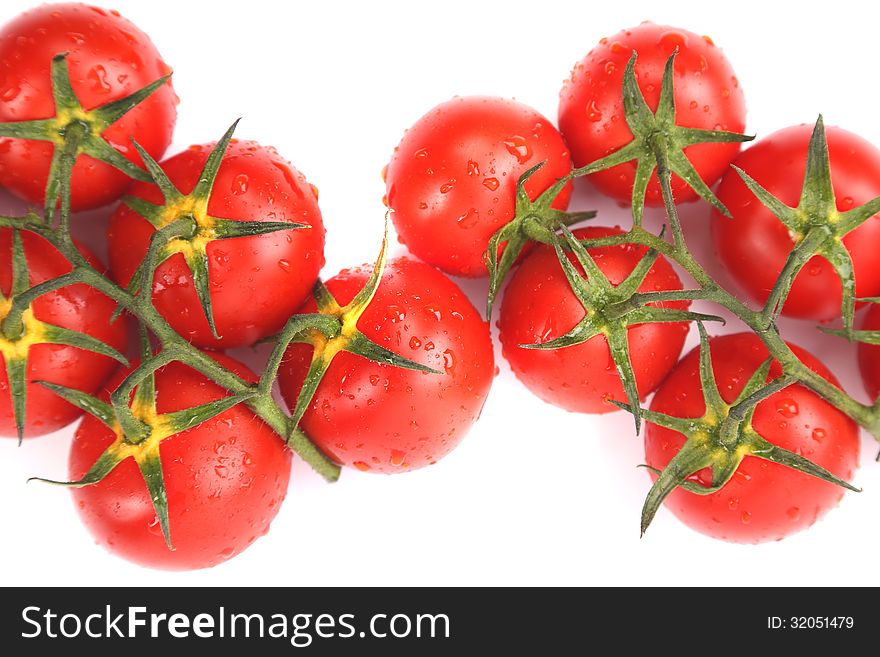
0,4,876,570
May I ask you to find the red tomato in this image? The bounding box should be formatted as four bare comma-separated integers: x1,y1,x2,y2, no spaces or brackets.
0,229,128,438
107,139,325,348
278,257,494,473
69,352,291,570
0,3,177,211
559,23,745,206
858,304,880,400
498,226,688,413
712,125,880,321
384,96,572,277
646,333,859,543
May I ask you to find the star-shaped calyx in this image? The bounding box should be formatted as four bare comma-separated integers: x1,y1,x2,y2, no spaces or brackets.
32,329,254,548
120,120,308,338
732,116,880,333
0,230,128,443
0,53,170,223
620,324,859,536
572,49,753,228
484,163,596,318
267,220,441,438
519,225,720,432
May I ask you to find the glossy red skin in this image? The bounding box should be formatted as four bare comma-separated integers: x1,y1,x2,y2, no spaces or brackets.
385,96,572,277
499,226,688,413
559,23,745,206
713,125,880,321
0,3,177,211
107,139,325,348
0,229,128,438
646,333,859,543
278,257,494,473
858,304,880,400
70,353,291,570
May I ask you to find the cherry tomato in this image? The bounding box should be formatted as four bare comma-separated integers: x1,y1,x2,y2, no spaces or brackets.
646,333,859,543
712,124,880,321
857,304,880,400
0,229,128,438
278,257,494,473
0,3,177,211
385,96,572,277
499,226,689,413
69,352,291,570
559,23,745,206
107,139,325,348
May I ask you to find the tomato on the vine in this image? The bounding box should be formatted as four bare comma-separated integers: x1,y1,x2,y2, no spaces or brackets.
499,226,689,413
69,352,290,570
384,96,572,277
0,3,177,211
107,139,325,349
0,229,128,438
278,257,494,473
712,124,880,321
559,23,745,206
645,333,860,543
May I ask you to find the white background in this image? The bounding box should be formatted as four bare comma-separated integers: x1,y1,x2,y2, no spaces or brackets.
1,0,879,586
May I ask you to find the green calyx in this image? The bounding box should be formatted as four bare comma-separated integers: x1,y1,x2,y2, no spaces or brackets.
0,230,128,443
571,48,752,233
484,162,596,319
32,327,255,549
0,53,171,225
259,218,442,445
622,324,859,537
520,225,718,432
735,116,880,334
120,120,308,338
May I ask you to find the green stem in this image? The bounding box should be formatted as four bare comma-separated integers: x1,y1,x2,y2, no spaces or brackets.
759,228,828,328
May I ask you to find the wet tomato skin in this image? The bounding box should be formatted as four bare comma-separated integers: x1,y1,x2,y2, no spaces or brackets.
385,96,572,277
645,333,860,543
278,257,494,473
69,352,291,570
0,3,177,210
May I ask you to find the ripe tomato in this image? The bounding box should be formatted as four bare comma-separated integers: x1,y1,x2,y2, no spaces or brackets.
712,125,880,321
558,23,745,206
384,96,572,277
0,3,177,211
858,304,880,400
499,226,688,413
0,229,128,438
107,139,325,348
646,333,859,543
69,352,291,570
278,257,494,473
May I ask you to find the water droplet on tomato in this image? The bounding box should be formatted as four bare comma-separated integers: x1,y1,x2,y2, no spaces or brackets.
689,100,698,110
353,461,371,472
786,507,801,521
440,179,456,193
776,399,799,418
87,65,111,94
414,148,429,159
603,60,616,75
467,160,480,176
310,183,319,200
442,349,456,374
220,547,236,558
424,341,435,351
214,465,229,478
740,511,752,525
418,201,428,209
610,41,627,54
380,164,388,182
811,428,826,442
390,450,406,467
457,207,480,229
702,35,715,46
482,177,500,191
503,136,532,164
409,336,422,349
728,498,739,510
586,99,603,122
0,84,20,102
659,30,689,49
278,259,292,273
66,32,86,45
231,173,249,195
840,197,854,209
721,88,730,98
